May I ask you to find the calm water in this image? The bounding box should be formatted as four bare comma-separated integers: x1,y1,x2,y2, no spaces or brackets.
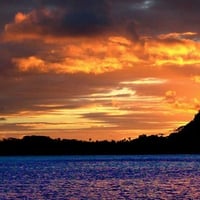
0,155,200,200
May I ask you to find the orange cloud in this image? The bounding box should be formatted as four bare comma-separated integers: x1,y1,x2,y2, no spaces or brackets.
6,28,200,75
165,90,177,104
12,36,143,74
14,12,27,23
192,76,200,83
12,56,47,73
3,1,200,141
144,34,200,66
158,32,197,40
4,10,200,76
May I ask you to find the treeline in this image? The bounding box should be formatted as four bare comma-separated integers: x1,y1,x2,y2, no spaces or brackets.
1,111,200,155
0,133,199,155
0,135,167,155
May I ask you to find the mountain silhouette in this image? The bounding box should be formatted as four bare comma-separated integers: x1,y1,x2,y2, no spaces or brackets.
0,111,200,155
167,111,200,153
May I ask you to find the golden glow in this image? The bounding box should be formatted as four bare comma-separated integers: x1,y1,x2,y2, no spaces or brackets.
13,56,46,72
121,78,167,85
2,8,200,140
192,76,200,83
145,36,200,66
158,32,197,39
4,31,200,139
91,87,136,98
7,32,200,75
14,12,27,23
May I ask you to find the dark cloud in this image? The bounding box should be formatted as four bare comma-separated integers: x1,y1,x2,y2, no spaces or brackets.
0,72,119,115
2,0,141,40
152,0,200,11
0,0,36,31
4,0,112,38
2,0,200,39
0,40,60,76
139,0,200,34
82,112,176,130
0,117,6,121
60,5,111,36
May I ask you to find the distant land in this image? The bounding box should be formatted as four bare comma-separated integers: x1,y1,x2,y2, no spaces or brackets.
1,111,200,155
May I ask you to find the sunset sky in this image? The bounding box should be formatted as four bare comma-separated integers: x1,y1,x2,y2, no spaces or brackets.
1,0,200,140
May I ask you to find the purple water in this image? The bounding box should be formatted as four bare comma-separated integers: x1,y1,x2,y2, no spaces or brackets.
0,155,200,199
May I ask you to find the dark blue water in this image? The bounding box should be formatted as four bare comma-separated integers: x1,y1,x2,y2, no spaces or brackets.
0,155,200,199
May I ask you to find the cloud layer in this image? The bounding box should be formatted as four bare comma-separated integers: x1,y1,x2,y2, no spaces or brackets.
0,0,200,140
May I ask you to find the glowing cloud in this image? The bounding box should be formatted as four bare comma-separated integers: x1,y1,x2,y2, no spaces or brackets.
8,29,200,75
1,1,200,140
121,78,167,85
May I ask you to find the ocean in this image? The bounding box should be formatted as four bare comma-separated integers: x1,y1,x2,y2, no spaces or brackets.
0,155,200,199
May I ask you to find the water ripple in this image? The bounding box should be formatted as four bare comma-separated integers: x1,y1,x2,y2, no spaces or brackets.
0,155,200,199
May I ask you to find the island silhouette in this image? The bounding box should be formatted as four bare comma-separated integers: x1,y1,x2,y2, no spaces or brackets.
1,111,200,155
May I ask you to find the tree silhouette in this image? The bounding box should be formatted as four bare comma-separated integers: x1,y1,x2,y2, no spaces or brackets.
0,111,200,155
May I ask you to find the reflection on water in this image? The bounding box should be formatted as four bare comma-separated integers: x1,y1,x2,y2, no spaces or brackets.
0,155,200,199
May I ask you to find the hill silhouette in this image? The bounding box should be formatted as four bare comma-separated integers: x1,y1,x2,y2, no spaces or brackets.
0,111,200,155
166,111,200,153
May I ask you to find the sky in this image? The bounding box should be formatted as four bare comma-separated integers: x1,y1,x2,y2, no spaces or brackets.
0,0,200,140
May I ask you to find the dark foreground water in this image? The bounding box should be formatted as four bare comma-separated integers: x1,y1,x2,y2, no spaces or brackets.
0,155,200,200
